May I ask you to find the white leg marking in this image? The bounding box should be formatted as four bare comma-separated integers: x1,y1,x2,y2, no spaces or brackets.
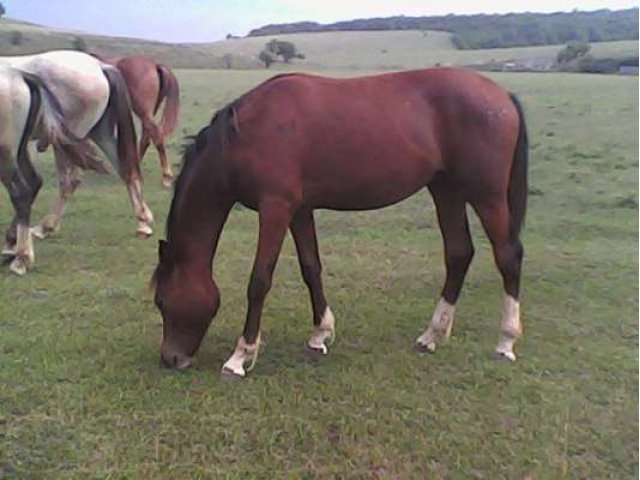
136,221,153,238
221,334,261,378
16,224,34,264
1,242,16,256
307,307,335,354
494,295,521,362
9,225,33,276
416,298,456,352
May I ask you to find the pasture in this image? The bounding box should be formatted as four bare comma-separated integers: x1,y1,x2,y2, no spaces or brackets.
0,68,637,478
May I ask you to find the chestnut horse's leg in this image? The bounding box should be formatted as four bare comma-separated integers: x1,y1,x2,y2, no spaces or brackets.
31,147,81,239
290,209,335,354
416,180,474,352
473,199,524,362
140,116,173,188
222,198,294,378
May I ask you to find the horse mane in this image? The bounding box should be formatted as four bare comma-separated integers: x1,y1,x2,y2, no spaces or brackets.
163,72,308,245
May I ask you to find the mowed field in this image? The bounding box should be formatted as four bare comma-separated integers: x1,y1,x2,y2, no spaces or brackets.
0,65,638,478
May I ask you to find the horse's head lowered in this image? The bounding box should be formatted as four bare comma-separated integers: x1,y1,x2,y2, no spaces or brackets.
151,239,220,369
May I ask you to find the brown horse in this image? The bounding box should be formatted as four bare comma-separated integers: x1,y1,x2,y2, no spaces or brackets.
151,68,529,378
100,55,180,187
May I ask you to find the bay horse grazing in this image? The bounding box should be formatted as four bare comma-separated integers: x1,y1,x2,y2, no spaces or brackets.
151,68,529,378
0,66,99,274
98,55,180,187
0,50,154,241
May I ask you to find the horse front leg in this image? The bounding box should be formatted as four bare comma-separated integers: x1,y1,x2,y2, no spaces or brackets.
221,198,293,378
290,209,335,355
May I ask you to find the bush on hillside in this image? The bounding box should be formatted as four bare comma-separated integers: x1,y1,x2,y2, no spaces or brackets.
258,50,275,68
72,36,88,52
266,39,305,63
557,40,591,63
9,31,23,46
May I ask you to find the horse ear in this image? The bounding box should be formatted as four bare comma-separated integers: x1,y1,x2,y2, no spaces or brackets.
158,239,168,262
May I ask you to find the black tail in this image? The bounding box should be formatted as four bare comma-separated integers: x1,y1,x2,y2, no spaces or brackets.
18,74,42,163
101,66,140,180
507,93,529,242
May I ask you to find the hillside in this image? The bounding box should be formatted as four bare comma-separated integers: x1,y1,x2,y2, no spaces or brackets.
248,8,639,49
0,17,636,72
0,18,214,67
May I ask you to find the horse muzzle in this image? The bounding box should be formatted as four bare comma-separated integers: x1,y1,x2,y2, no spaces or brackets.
160,345,193,370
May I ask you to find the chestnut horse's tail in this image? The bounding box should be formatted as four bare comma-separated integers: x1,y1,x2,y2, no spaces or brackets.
102,66,141,179
155,64,180,139
507,93,529,242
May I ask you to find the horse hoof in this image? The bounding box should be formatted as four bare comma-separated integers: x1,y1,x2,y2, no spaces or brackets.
136,224,153,238
161,176,173,188
220,366,245,380
9,258,27,276
306,343,328,356
30,225,48,240
492,350,517,363
415,341,436,353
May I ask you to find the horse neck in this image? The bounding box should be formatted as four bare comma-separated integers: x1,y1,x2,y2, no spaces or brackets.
168,163,233,277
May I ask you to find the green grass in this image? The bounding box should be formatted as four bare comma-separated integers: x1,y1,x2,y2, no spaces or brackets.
0,69,637,478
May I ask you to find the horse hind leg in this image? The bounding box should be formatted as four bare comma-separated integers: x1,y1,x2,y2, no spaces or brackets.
31,146,80,239
1,169,38,275
90,114,153,237
416,180,474,353
141,116,173,188
472,199,524,362
290,210,335,355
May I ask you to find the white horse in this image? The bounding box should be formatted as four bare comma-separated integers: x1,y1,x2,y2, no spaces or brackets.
0,50,154,241
0,66,99,274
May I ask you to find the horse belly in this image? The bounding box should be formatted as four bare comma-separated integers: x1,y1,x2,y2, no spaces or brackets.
306,150,435,211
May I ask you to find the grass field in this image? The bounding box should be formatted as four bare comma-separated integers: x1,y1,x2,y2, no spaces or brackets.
0,67,638,478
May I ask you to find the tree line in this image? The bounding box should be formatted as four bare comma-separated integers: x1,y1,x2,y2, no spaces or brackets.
248,8,638,50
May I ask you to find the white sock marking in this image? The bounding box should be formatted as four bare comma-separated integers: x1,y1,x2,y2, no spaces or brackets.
222,334,261,377
416,298,456,352
308,306,335,354
494,295,521,361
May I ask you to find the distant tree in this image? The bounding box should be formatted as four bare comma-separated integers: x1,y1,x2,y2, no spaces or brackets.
258,49,275,68
557,40,590,63
10,31,23,46
72,36,88,52
222,53,233,69
0,3,5,18
266,39,305,63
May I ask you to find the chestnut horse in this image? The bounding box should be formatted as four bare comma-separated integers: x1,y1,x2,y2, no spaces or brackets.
151,68,529,378
99,55,180,187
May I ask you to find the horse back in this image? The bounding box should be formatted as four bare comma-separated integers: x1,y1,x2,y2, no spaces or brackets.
225,68,519,210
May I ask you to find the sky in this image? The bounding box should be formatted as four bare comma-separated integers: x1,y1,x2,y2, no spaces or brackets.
6,0,639,43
